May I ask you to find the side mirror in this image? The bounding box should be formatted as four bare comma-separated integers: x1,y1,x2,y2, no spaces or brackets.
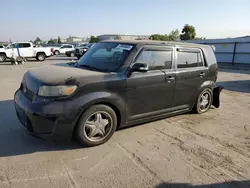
131,62,149,72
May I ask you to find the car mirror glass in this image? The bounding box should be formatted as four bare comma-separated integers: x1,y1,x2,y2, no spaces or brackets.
131,62,149,72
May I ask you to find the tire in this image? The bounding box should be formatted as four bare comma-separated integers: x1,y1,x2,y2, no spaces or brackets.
70,52,75,57
54,50,59,55
76,105,117,147
193,88,213,114
36,53,46,61
0,54,6,62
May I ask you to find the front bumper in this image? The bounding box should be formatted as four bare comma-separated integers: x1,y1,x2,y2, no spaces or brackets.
14,89,75,142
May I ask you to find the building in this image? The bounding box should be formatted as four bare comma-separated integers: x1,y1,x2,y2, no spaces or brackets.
97,34,150,41
66,36,88,44
188,36,250,64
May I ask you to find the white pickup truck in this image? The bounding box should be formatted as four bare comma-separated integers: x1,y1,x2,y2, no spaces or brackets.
52,44,75,55
0,42,53,62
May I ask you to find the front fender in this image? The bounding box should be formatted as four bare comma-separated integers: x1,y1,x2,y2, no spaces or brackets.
67,91,126,126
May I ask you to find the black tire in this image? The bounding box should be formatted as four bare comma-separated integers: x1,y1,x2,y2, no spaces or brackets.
76,105,117,147
54,50,59,55
70,52,75,57
193,88,213,114
0,54,6,62
36,53,46,61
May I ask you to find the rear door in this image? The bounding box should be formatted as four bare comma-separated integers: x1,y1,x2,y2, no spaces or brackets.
173,47,208,109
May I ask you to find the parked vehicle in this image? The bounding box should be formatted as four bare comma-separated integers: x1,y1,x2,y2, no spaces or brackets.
0,42,53,62
75,43,95,59
14,40,222,147
65,50,75,57
53,44,75,55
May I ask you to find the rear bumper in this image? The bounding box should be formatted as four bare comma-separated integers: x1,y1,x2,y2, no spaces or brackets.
14,89,76,142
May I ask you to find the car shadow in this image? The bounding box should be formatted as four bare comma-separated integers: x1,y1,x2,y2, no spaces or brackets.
155,180,250,188
217,80,250,93
0,99,83,157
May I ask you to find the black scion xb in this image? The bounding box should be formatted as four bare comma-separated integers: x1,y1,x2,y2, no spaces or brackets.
14,40,223,146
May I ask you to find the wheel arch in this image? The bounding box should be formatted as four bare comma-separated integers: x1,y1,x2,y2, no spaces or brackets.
72,93,126,135
190,81,215,109
36,51,46,56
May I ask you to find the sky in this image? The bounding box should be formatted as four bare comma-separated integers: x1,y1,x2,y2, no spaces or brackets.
1,0,250,41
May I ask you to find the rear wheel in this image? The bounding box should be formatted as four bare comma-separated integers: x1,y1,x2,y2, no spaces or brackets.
70,52,75,57
76,105,117,147
193,88,213,114
0,54,6,62
36,53,46,61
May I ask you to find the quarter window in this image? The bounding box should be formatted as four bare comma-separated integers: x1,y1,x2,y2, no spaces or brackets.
136,50,172,70
177,50,203,68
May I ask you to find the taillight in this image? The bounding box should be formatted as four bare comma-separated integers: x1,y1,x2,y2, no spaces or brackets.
50,48,53,52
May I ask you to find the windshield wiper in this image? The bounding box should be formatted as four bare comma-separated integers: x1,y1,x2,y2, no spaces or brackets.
78,64,100,71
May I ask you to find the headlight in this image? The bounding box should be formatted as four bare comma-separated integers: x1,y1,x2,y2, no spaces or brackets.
82,49,87,51
38,85,78,97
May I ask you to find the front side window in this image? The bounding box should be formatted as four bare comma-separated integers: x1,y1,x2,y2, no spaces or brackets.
78,42,135,72
136,49,172,70
177,50,203,69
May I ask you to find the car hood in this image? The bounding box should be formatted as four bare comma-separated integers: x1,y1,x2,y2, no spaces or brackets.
25,63,110,88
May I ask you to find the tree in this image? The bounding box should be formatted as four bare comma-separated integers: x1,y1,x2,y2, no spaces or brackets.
168,29,180,41
34,37,41,44
48,38,55,44
180,24,196,40
89,36,99,43
149,30,180,41
57,36,62,44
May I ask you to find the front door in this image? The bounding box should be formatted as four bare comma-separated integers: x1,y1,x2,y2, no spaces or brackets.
19,43,33,57
173,47,208,109
125,46,175,121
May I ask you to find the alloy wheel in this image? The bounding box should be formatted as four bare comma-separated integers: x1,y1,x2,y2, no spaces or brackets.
199,91,211,112
83,111,112,142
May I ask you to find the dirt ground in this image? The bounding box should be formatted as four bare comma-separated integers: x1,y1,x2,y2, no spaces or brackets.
0,57,249,188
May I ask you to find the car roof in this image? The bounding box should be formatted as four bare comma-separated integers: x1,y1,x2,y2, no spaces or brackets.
100,40,209,48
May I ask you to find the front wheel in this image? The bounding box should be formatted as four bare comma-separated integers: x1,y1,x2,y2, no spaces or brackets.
76,105,117,147
193,88,213,114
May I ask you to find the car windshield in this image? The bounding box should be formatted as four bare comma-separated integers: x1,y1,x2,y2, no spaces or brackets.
78,42,134,72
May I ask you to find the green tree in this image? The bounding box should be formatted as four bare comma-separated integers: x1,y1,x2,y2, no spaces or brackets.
89,36,99,43
34,37,41,44
180,24,196,40
150,31,179,41
57,36,62,44
48,38,55,44
168,29,180,41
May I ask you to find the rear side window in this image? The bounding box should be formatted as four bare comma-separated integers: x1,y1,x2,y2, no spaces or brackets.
19,43,31,48
177,50,203,69
136,50,172,70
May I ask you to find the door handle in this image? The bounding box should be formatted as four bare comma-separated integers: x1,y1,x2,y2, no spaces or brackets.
199,72,205,77
167,76,175,82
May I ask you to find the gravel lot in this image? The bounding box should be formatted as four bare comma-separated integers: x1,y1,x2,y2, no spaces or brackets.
0,57,249,188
